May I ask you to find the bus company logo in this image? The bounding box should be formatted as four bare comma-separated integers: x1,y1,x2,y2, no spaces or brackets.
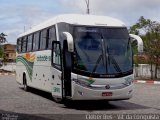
16,53,36,81
37,55,51,61
23,53,36,62
100,74,115,78
105,85,110,89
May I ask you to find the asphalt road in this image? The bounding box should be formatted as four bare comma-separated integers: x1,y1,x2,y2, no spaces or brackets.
0,76,160,120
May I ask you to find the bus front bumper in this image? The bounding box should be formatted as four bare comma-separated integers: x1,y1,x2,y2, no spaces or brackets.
71,82,133,100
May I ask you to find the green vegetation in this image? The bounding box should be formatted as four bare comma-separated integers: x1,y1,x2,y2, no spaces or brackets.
0,33,7,43
0,33,7,63
0,46,3,58
129,16,160,79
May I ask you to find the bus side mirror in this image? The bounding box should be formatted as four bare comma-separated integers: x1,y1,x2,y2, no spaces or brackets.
62,32,74,52
129,34,143,53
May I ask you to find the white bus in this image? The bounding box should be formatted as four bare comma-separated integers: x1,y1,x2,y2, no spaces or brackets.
16,14,143,102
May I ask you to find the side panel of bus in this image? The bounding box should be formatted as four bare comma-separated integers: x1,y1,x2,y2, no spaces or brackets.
16,51,53,93
30,50,52,92
16,53,25,85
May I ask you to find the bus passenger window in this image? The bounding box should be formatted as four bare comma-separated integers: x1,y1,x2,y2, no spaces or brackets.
40,29,47,50
17,39,22,53
48,27,56,49
53,43,61,70
33,32,40,51
27,35,33,52
22,37,27,52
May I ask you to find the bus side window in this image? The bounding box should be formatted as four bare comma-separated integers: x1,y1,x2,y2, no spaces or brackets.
33,32,40,51
22,37,27,53
52,42,61,70
48,26,56,49
17,39,22,53
40,29,47,50
27,34,33,52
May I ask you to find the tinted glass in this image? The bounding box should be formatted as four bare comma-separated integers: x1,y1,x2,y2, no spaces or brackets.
17,39,22,53
22,37,27,52
40,29,47,50
48,27,56,49
33,32,40,51
27,35,32,52
73,26,132,75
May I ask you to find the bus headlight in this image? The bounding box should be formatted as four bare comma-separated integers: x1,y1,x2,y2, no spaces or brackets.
72,79,90,87
124,80,132,86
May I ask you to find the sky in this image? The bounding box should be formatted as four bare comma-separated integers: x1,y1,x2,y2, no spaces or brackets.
0,0,160,43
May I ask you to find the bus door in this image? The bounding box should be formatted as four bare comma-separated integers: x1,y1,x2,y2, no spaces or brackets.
52,41,72,99
62,40,72,97
51,41,63,99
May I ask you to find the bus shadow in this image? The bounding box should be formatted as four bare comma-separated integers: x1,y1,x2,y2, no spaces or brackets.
19,87,53,101
63,100,149,111
19,87,149,111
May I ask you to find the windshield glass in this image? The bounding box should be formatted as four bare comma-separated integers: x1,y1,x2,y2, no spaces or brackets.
73,26,132,76
74,27,106,74
102,28,132,74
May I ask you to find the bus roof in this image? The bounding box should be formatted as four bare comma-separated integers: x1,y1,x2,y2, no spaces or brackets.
18,14,126,38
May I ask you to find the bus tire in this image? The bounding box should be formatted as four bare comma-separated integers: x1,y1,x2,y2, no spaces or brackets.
23,74,29,91
52,96,63,103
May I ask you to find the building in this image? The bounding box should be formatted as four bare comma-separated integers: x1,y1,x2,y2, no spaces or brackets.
3,43,16,62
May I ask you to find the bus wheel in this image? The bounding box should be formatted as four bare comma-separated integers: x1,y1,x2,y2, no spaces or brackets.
23,74,29,91
52,96,63,103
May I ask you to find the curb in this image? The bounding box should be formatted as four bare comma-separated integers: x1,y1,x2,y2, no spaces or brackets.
0,73,16,76
134,80,160,85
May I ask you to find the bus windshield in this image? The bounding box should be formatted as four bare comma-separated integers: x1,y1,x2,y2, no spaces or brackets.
73,26,132,77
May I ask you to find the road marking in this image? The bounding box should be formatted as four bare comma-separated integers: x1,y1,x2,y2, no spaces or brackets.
134,80,160,85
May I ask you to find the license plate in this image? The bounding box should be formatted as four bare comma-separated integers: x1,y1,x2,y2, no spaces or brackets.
102,92,112,96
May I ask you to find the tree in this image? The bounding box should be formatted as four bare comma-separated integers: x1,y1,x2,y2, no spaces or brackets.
0,33,7,61
0,46,3,58
0,33,7,43
129,16,160,79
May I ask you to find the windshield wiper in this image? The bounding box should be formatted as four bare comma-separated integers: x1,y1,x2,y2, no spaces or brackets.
92,54,103,73
91,35,106,74
106,44,122,73
108,55,122,73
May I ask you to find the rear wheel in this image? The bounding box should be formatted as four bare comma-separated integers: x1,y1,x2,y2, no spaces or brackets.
23,74,29,91
52,96,63,103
